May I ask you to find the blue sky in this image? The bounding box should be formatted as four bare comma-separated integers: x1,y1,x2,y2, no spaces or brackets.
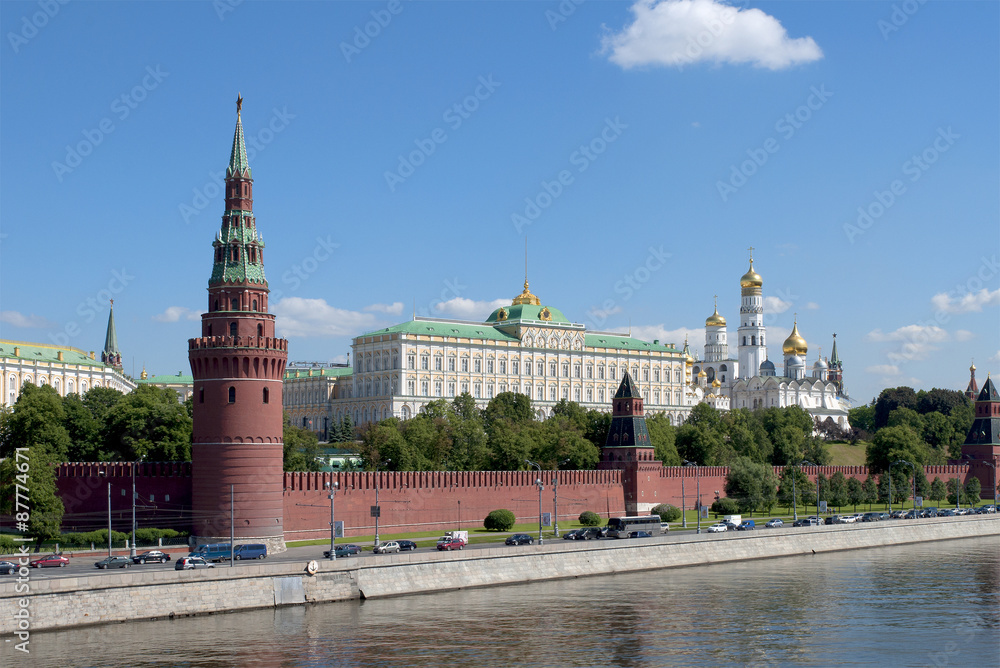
1,0,997,407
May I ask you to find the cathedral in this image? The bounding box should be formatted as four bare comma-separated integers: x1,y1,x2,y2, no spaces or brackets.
692,253,851,431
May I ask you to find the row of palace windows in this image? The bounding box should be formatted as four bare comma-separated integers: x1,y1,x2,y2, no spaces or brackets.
399,379,681,405
333,405,684,427
7,375,99,405
402,354,683,383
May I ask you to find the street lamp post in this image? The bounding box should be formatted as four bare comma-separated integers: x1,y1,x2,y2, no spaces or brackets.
552,459,569,538
800,461,817,517
526,460,543,544
98,470,112,556
374,458,390,548
129,458,143,559
325,481,339,560
791,465,798,521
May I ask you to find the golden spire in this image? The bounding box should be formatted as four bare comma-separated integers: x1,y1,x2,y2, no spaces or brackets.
237,92,243,118
512,238,540,305
140,366,148,380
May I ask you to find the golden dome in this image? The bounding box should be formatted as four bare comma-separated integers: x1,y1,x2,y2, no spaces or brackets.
698,370,707,377
782,321,808,356
705,305,726,327
712,379,721,387
512,280,541,306
683,337,694,365
140,366,148,380
740,260,763,289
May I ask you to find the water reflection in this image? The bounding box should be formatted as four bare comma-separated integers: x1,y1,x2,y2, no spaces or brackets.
18,536,1000,668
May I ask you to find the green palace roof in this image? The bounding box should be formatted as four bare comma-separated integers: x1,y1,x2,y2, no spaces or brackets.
138,373,193,384
284,367,354,380
585,334,681,353
0,340,106,368
359,320,521,342
485,303,572,325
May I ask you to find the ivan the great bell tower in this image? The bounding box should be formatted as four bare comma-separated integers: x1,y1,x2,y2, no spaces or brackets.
188,97,288,552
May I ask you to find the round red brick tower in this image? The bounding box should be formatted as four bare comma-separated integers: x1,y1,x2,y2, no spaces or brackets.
188,96,288,553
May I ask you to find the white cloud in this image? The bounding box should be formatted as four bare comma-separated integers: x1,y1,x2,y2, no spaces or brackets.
865,364,900,376
930,288,1000,314
866,325,949,344
589,304,623,320
990,351,1000,363
273,297,380,338
954,330,975,342
432,297,508,321
763,296,792,314
152,306,202,323
0,311,55,328
805,302,819,310
601,0,823,71
631,324,704,348
328,354,349,365
364,302,404,316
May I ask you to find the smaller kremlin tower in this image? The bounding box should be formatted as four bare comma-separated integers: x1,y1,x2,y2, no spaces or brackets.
598,371,660,514
965,362,979,401
101,301,122,369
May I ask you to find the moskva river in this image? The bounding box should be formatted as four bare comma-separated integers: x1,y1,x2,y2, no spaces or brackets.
17,536,1000,667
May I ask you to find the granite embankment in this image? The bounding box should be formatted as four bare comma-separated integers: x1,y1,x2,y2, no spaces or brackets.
3,515,997,633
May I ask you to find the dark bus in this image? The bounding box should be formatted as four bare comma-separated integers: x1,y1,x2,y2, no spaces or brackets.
606,515,661,538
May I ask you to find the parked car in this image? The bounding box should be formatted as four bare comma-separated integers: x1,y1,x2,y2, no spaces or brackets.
707,523,728,533
436,538,465,551
903,510,919,519
862,512,880,522
736,520,755,531
398,540,418,551
133,550,171,564
765,518,783,528
563,529,584,540
937,509,956,517
627,530,652,538
794,518,820,527
324,545,354,558
877,512,891,521
580,527,603,540
95,556,131,569
0,561,18,575
30,555,69,568
660,522,670,533
723,521,741,532
506,533,534,545
174,556,214,570
233,543,267,560
373,541,401,554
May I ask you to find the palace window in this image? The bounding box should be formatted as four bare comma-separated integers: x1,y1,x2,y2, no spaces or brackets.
407,355,415,369
487,384,494,398
474,359,482,373
435,382,442,397
499,360,506,374
643,369,649,381
374,356,381,371
421,381,429,396
550,387,557,401
598,388,605,402
598,366,605,380
461,382,469,394
461,358,469,372
586,388,593,402
537,362,544,376
421,356,429,370
654,391,659,404
587,365,593,379
448,382,456,396
435,356,442,371
512,360,519,375
487,359,494,374
654,368,660,382
550,362,557,376
562,363,569,377
474,383,482,398
407,380,415,395
448,356,456,372
537,386,544,400
574,365,581,378
561,386,568,400
574,388,581,402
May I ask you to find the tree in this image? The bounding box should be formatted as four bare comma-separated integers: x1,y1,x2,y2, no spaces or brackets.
930,477,947,505
340,414,355,442
802,437,832,466
862,475,878,510
646,413,679,466
866,425,928,472
915,388,970,416
675,423,724,466
721,408,772,463
847,476,865,512
827,471,849,509
578,511,602,526
103,385,192,461
484,509,515,531
874,387,918,430
5,383,72,462
283,413,323,472
920,411,954,453
848,404,876,437
710,497,739,516
965,477,982,505
482,392,532,435
724,456,778,514
777,466,810,511
887,407,924,434
650,504,681,522
946,477,964,506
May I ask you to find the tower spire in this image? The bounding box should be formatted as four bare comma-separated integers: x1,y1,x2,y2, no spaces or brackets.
228,93,250,179
102,300,122,369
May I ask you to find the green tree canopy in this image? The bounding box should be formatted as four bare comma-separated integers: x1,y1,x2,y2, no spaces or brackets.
103,385,192,461
283,412,323,472
723,456,778,514
874,387,918,430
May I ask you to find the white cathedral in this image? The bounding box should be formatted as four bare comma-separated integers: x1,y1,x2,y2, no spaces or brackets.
690,255,851,431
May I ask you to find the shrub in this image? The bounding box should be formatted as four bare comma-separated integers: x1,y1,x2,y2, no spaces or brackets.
0,534,16,554
484,509,516,532
711,497,740,516
578,511,602,526
651,504,681,522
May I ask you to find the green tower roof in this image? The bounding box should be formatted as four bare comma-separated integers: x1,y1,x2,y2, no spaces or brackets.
227,94,251,178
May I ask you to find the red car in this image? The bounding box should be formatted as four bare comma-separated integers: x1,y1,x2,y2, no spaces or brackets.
30,555,69,568
436,539,465,551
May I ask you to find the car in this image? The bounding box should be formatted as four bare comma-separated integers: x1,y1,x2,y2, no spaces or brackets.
903,510,919,519
505,533,534,545
793,518,820,527
373,541,401,554
707,523,728,533
841,514,858,523
579,527,603,540
736,520,755,531
937,508,956,517
133,550,171,564
878,512,891,521
436,538,465,551
765,519,783,528
30,555,69,568
398,540,418,551
862,512,880,522
563,529,584,540
95,555,131,569
890,510,906,519
0,561,18,575
723,521,740,532
660,522,670,533
174,556,214,570
825,516,838,525
627,530,652,538
323,545,354,559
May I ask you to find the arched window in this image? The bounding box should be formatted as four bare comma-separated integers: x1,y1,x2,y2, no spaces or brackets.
199,387,205,403
207,324,213,337
231,246,239,262
263,387,269,404
231,298,239,311
230,322,238,338
751,335,756,345
213,299,219,312
252,299,258,311
228,387,236,403
257,324,263,338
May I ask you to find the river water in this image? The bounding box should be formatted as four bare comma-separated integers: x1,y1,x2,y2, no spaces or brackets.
16,536,1000,668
